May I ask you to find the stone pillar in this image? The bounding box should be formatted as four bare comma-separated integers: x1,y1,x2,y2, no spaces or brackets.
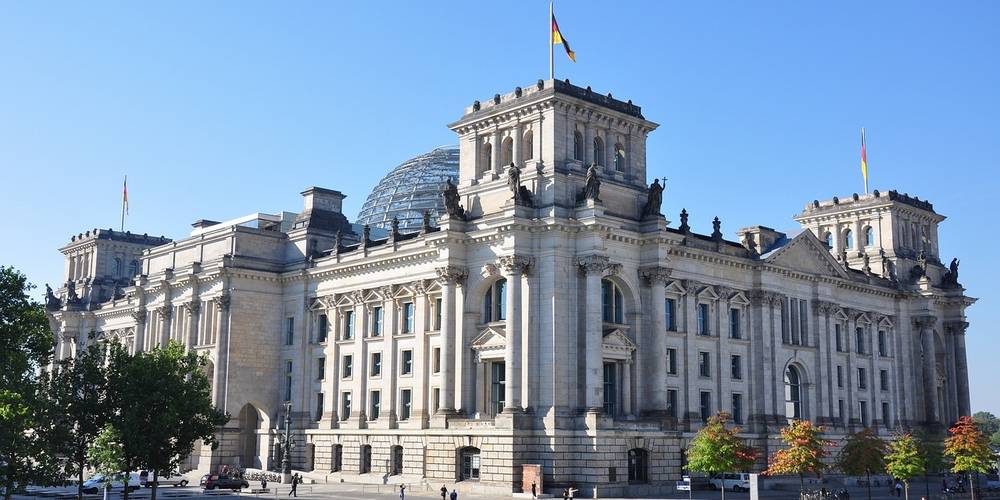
583,123,594,166
131,309,147,354
914,315,938,425
622,359,632,416
639,267,670,414
512,123,523,166
435,266,467,413
212,293,232,411
350,297,368,424
158,305,172,348
500,256,531,412
947,321,971,417
577,255,608,411
491,130,502,175
185,300,201,351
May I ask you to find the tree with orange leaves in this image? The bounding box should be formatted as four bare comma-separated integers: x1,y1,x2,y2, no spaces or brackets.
943,416,993,500
687,413,759,500
764,419,833,492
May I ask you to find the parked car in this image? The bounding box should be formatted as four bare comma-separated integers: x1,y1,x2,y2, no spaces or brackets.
82,473,141,494
200,475,249,491
710,473,752,492
140,470,189,488
984,479,1000,491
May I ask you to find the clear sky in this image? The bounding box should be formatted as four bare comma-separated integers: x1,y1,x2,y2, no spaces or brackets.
2,1,997,414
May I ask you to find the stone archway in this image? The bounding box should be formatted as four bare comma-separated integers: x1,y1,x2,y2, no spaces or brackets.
238,404,262,468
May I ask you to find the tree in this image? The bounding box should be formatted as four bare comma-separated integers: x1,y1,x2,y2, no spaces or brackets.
885,433,926,500
972,412,1000,451
113,342,228,500
87,425,127,500
687,413,759,500
46,335,111,500
0,267,56,500
764,419,833,492
943,416,994,500
913,430,945,500
838,428,887,500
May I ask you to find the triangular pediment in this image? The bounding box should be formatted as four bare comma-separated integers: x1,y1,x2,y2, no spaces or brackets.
729,291,750,306
602,328,636,350
665,280,687,295
471,326,507,352
764,231,849,279
878,315,894,329
697,286,720,301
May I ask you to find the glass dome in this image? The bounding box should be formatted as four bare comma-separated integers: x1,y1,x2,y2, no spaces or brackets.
356,146,459,231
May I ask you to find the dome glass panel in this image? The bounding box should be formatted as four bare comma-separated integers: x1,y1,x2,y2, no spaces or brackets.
356,146,459,231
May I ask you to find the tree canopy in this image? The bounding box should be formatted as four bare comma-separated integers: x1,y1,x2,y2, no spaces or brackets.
765,420,833,491
885,433,925,500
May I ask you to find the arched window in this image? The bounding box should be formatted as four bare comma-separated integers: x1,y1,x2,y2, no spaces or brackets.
784,366,802,419
824,232,833,249
865,227,874,247
113,257,123,277
593,137,605,166
501,137,514,166
459,447,481,480
627,448,648,483
481,142,493,173
574,131,584,160
522,131,533,161
614,143,626,172
359,444,372,473
390,445,403,475
483,279,507,323
601,279,625,324
843,229,854,250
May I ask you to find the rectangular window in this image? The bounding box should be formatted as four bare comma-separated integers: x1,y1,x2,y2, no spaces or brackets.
855,327,865,354
285,360,293,402
700,391,712,422
402,303,414,333
835,324,843,352
837,365,844,388
317,314,328,343
730,355,742,380
317,357,326,381
370,352,382,377
858,367,867,390
432,388,440,414
371,306,383,337
880,369,889,391
859,400,869,427
341,392,351,420
433,347,441,374
434,298,443,331
315,393,324,421
729,308,741,339
342,355,353,379
799,299,809,345
667,348,678,375
732,393,743,425
369,390,381,420
665,298,676,331
667,389,678,418
285,317,295,346
401,349,413,375
343,310,354,340
838,399,845,424
400,389,412,421
699,351,711,378
490,363,505,416
878,330,887,356
603,363,617,416
881,401,891,428
698,304,710,335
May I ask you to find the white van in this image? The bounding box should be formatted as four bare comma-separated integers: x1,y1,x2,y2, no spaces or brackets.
139,470,190,488
710,473,751,492
82,473,141,494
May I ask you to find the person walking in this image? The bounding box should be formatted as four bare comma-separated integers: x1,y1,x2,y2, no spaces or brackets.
531,481,537,499
450,489,458,500
288,473,299,497
895,480,903,497
261,478,267,491
562,488,569,500
568,485,578,499
399,483,406,500
440,485,448,500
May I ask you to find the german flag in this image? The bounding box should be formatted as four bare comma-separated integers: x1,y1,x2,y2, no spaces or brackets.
552,14,576,62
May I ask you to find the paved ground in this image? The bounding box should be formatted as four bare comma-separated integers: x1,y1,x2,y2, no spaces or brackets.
13,481,983,500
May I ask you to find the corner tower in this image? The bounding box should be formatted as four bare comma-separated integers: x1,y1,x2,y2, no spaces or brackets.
448,79,658,220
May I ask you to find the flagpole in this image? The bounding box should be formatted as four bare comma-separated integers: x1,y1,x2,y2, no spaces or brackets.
862,128,868,194
121,175,126,232
549,0,554,80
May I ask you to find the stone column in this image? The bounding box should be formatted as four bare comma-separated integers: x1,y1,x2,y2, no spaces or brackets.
914,315,938,425
491,130,502,175
184,300,201,351
622,359,633,416
212,292,232,411
639,266,670,414
435,266,467,413
583,122,594,165
131,309,147,354
747,291,767,432
577,255,608,412
947,321,971,417
512,122,523,166
350,295,368,424
500,256,531,412
158,305,172,348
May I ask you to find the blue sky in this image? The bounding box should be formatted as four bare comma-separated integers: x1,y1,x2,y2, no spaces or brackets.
2,1,998,414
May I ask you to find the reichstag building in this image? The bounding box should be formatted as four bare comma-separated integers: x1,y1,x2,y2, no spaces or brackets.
46,79,974,497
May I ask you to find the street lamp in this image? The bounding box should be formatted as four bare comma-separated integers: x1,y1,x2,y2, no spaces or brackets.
276,400,295,478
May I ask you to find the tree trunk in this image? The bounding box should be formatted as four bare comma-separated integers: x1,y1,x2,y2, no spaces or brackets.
866,471,872,500
904,481,909,500
924,473,930,500
800,474,805,494
77,447,85,500
150,469,158,500
721,478,726,500
121,469,129,500
969,473,975,500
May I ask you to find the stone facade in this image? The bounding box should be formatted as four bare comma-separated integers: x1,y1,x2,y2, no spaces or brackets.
47,79,975,497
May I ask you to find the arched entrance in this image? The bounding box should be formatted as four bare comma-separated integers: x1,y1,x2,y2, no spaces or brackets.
238,404,262,468
458,447,481,481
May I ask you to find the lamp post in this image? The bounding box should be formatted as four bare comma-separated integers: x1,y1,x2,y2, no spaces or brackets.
278,400,294,482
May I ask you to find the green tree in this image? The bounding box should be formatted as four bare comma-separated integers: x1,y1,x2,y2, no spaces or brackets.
46,335,111,500
764,419,833,492
114,342,228,500
0,267,56,500
972,411,1000,451
913,430,945,500
838,428,887,500
885,433,926,500
944,416,994,500
87,425,127,500
687,413,759,500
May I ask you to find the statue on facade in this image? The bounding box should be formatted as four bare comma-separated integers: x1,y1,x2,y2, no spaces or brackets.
333,230,343,254
742,233,758,258
65,281,81,305
941,257,961,288
578,163,601,203
442,179,466,219
507,163,521,196
862,253,872,275
45,284,62,310
711,217,722,240
389,217,400,242
640,178,664,217
678,208,690,233
421,209,432,233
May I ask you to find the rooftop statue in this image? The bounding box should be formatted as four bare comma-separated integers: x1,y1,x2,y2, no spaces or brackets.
641,178,664,217
579,163,601,202
442,178,466,219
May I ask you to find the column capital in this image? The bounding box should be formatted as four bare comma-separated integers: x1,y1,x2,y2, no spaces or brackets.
183,300,201,314
156,305,173,321
212,292,231,311
912,315,937,329
435,265,469,285
944,320,969,335
499,255,533,275
638,266,671,285
747,290,768,306
130,309,147,323
576,255,610,275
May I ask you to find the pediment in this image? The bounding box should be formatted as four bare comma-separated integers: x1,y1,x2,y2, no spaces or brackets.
855,312,872,325
665,280,687,295
471,326,507,352
729,291,750,306
878,315,895,329
602,328,636,351
764,231,849,279
697,286,720,301
833,307,849,321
